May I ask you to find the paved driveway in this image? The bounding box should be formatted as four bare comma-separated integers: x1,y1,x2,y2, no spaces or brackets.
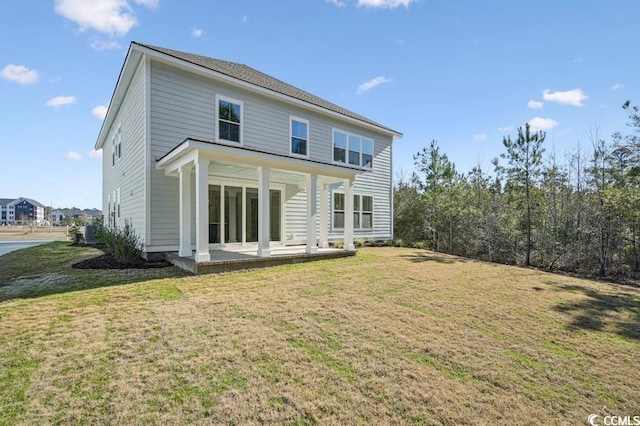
0,241,50,257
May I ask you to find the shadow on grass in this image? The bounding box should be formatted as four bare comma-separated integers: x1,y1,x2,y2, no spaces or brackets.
400,251,470,264
0,242,189,303
553,284,640,340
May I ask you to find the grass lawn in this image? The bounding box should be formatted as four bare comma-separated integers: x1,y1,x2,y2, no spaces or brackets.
1,242,639,424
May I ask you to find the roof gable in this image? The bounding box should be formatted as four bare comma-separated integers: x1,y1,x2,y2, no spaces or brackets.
96,41,402,150
134,42,401,136
7,197,45,208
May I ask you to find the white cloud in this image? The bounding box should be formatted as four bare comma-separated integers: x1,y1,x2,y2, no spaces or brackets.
358,0,415,8
542,89,587,107
0,64,39,85
88,149,103,158
46,96,77,108
473,134,487,142
67,151,82,160
527,117,558,132
133,0,158,8
528,99,544,109
90,38,121,50
611,83,624,90
92,104,108,119
326,0,346,6
357,76,391,94
54,0,137,36
192,27,203,38
498,125,514,133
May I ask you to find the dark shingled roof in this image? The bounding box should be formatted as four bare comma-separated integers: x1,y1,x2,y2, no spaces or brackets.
23,198,45,208
134,42,401,136
0,198,45,207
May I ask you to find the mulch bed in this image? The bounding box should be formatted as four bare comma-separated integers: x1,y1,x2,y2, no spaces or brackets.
71,243,172,270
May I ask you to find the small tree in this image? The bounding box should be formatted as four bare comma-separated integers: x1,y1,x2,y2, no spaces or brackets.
498,123,546,266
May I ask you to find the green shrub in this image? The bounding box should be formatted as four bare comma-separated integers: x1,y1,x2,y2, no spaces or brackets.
410,241,427,250
393,238,405,247
67,225,84,244
334,240,344,249
95,220,144,264
355,238,366,248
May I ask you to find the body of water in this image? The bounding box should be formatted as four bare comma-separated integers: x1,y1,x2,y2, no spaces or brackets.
0,241,50,257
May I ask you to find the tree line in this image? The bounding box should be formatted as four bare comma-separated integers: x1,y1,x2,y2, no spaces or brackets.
394,101,640,279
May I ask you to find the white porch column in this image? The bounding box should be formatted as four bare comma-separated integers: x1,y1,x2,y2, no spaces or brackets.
343,178,355,251
306,173,318,254
258,166,271,257
194,156,211,262
178,164,193,257
319,183,329,248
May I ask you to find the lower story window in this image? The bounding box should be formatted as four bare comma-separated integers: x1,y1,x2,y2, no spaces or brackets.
333,193,373,229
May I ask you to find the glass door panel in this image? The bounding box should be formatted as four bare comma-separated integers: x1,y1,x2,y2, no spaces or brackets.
209,185,221,243
245,188,259,243
270,190,281,242
224,186,242,243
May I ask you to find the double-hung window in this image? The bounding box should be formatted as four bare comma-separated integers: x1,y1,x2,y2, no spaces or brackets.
332,193,373,229
362,139,373,168
348,135,360,166
333,130,373,168
333,131,347,163
290,117,309,157
217,96,242,143
361,195,373,228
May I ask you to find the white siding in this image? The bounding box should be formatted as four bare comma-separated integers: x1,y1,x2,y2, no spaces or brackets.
284,185,307,244
147,60,394,250
102,56,147,243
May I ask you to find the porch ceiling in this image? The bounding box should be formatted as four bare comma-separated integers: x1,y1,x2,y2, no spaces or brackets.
156,138,362,183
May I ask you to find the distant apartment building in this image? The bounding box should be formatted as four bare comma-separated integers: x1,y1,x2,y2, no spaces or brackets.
0,197,46,225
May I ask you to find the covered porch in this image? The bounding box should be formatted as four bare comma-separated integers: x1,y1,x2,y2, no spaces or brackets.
156,138,362,263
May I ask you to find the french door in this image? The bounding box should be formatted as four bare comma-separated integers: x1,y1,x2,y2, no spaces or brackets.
208,184,281,245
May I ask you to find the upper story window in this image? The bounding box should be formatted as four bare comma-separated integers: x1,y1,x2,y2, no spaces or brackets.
111,124,122,166
290,117,309,157
333,130,373,168
217,95,242,143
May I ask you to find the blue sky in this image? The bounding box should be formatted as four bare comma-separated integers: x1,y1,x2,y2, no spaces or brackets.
0,0,637,209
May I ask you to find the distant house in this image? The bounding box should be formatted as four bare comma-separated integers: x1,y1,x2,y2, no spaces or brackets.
50,210,64,225
95,42,402,261
0,197,45,225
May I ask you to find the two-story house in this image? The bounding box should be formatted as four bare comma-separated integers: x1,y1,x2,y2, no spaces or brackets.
95,42,401,262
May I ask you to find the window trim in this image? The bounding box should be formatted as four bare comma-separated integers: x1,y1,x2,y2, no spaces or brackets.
331,191,374,231
289,115,309,158
332,128,374,169
215,94,244,145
